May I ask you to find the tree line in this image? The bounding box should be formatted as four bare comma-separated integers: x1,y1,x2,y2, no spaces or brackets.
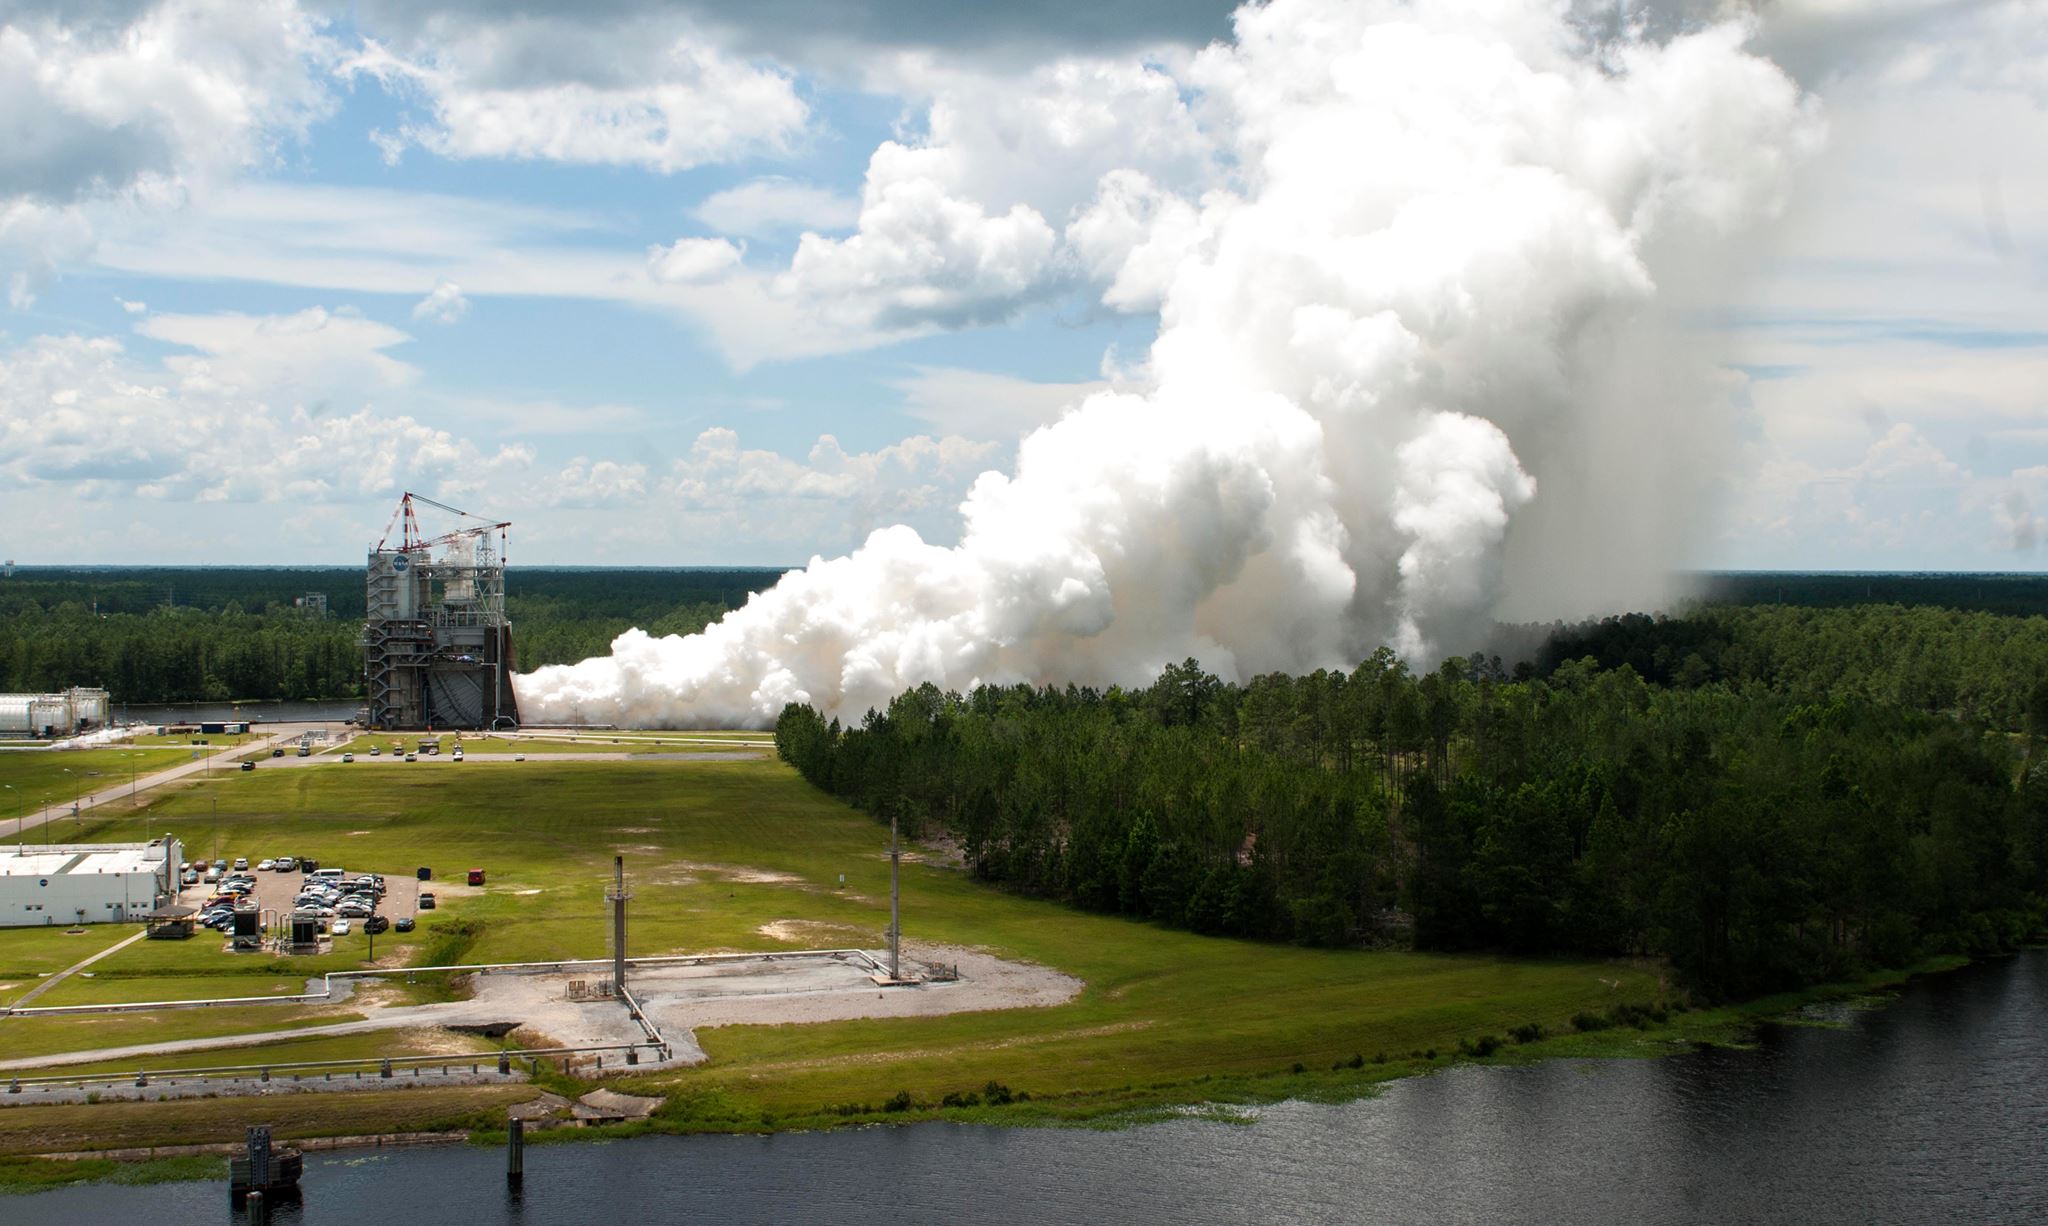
0,567,787,701
778,650,2048,999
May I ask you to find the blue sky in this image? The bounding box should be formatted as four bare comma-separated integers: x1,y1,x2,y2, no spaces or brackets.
0,0,2042,585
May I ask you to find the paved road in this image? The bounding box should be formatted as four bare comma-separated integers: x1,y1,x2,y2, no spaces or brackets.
0,724,342,842
257,749,765,770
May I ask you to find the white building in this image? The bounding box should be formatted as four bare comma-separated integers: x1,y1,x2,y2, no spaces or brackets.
0,836,181,927
0,688,111,738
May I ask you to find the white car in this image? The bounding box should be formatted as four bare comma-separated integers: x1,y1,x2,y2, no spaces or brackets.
256,859,276,871
233,857,249,871
332,918,351,935
370,746,381,756
342,753,355,763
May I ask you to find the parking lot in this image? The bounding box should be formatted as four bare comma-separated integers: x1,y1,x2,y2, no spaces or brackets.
177,858,431,933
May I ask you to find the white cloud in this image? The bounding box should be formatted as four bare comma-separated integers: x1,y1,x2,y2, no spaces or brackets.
135,306,418,398
115,296,147,314
891,366,1105,439
410,279,469,323
782,142,1064,332
647,237,744,284
1067,169,1209,313
694,177,857,238
344,16,808,172
0,323,526,505
0,0,334,300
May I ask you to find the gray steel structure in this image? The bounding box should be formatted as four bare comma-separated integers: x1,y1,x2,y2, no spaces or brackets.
361,493,520,731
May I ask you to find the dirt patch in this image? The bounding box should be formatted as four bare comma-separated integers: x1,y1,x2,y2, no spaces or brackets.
672,859,801,885
393,1026,490,1058
758,919,874,946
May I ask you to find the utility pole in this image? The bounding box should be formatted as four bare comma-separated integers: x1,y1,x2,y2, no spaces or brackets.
889,810,901,982
607,855,629,994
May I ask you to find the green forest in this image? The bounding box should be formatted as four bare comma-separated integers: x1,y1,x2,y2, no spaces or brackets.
0,566,788,702
778,606,2048,1000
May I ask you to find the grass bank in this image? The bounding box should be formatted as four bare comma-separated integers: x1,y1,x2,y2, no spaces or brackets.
0,751,1883,1191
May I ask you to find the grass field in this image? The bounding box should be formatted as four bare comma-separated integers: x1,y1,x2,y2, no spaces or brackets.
0,752,1676,1155
0,748,193,820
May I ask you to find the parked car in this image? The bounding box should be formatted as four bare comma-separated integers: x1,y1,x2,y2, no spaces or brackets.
369,746,381,756
417,892,436,910
233,857,249,870
275,856,297,872
256,859,275,871
405,753,417,762
394,917,415,933
342,753,355,763
515,754,526,762
332,918,351,936
271,747,283,757
241,760,256,771
364,915,389,935
181,869,199,885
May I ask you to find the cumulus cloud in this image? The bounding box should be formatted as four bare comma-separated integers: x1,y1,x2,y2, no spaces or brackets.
518,0,1819,728
648,236,744,284
0,323,526,504
343,14,808,172
694,177,857,238
410,279,469,322
0,0,334,300
782,142,1064,332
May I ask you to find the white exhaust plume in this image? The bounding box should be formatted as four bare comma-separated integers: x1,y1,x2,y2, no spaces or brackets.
518,0,1818,728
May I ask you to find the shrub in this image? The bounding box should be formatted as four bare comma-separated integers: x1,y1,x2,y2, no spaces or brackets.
882,1091,913,1113
983,1081,1015,1106
1347,1053,1365,1069
1570,1011,1612,1033
1509,1022,1546,1045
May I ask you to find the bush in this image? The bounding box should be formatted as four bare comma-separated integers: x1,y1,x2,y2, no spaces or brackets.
1570,1011,1612,1033
882,1091,913,1113
1509,1022,1546,1045
1291,1062,1305,1074
983,1081,1015,1106
1347,1053,1365,1069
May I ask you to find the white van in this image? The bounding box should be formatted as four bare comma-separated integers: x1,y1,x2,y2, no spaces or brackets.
310,868,346,883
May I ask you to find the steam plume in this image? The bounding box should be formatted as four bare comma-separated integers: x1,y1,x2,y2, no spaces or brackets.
517,0,1818,728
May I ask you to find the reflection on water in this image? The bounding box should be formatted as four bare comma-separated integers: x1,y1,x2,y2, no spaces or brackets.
17,950,2046,1224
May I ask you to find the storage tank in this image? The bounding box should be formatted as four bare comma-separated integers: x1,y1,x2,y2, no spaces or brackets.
27,695,67,736
69,688,109,727
0,695,33,736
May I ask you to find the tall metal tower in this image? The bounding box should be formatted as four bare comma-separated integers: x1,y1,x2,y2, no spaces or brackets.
361,492,520,730
608,855,631,994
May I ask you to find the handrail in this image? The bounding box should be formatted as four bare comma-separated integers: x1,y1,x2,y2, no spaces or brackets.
4,1042,661,1093
0,947,886,1017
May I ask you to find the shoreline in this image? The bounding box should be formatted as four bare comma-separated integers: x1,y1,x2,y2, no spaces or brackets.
0,949,2008,1195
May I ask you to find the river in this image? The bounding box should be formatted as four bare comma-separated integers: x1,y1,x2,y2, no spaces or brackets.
15,949,2046,1223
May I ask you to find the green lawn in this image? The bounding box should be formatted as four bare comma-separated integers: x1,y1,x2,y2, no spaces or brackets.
1,1006,364,1061
0,754,1667,1133
0,748,193,820
0,926,136,1006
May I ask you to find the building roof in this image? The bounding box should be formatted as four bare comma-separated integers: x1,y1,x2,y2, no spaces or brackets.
0,840,171,877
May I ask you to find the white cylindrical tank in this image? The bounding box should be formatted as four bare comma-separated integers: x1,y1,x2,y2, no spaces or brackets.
70,688,108,726
0,696,33,735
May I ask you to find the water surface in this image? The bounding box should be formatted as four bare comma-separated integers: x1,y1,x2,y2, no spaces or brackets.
16,949,2045,1224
